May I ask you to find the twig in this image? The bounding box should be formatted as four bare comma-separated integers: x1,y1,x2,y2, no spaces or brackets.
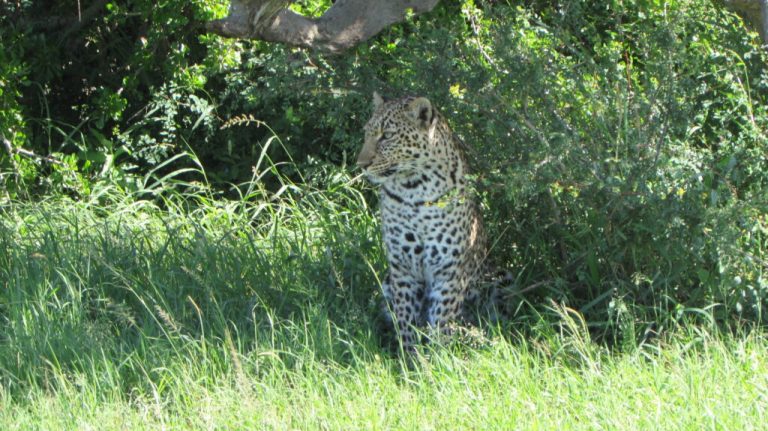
1,133,20,185
1,134,14,156
1,133,64,166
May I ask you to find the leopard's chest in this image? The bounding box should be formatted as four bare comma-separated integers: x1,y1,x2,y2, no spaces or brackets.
379,185,476,280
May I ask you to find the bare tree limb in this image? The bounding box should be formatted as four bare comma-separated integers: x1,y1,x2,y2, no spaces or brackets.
1,134,19,175
205,0,441,53
2,133,64,166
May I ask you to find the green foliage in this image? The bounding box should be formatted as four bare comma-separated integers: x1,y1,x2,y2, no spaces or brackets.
1,0,767,332
1,173,767,429
1,1,768,418
0,31,33,197
457,1,768,328
1,0,230,194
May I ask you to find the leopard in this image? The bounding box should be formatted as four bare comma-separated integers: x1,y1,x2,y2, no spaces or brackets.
356,92,488,350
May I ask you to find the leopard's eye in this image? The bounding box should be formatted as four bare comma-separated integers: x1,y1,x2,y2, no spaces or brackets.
381,131,395,140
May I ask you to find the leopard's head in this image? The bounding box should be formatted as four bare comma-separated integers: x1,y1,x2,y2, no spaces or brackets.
357,92,440,184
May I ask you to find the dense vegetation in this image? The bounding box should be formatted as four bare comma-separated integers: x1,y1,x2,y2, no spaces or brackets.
1,0,767,428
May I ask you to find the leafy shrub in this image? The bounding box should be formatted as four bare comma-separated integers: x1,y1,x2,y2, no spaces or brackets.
1,0,766,335
0,31,33,198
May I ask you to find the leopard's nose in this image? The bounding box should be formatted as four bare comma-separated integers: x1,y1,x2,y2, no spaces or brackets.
357,141,376,169
356,153,373,169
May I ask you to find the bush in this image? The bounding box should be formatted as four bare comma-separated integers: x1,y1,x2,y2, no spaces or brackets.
1,0,766,334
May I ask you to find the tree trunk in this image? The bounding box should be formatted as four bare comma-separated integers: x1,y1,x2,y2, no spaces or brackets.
724,0,768,45
762,0,768,44
205,0,440,53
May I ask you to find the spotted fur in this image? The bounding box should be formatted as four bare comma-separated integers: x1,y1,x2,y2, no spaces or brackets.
357,93,486,350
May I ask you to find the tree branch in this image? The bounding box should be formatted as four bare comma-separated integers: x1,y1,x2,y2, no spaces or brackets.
205,0,441,53
2,134,63,166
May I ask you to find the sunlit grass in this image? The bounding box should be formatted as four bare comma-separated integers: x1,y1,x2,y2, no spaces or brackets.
1,170,766,430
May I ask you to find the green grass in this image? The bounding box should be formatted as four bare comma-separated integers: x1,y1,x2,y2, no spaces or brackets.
2,331,767,430
1,173,766,430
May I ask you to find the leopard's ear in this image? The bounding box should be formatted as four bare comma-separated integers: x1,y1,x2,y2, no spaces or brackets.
407,97,434,129
373,91,385,110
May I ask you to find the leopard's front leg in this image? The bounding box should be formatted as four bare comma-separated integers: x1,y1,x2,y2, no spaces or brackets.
426,266,467,334
382,270,425,351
